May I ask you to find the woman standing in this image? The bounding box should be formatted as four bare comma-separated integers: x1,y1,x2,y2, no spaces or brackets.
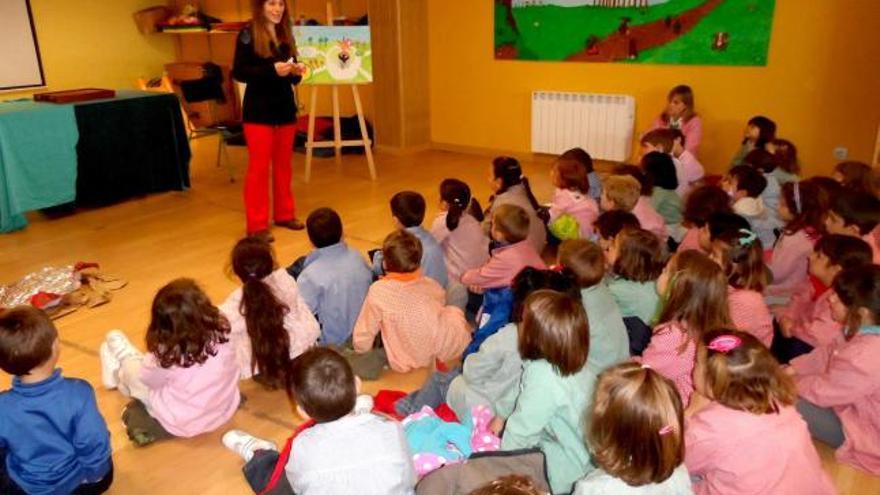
233,0,305,243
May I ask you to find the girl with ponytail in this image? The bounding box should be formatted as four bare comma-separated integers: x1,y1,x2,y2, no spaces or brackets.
485,156,547,254
430,178,490,283
220,237,320,389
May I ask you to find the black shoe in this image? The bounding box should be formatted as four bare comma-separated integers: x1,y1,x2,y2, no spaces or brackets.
274,219,305,231
249,229,275,243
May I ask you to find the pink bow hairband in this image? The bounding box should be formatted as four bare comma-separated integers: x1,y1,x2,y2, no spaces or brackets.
707,335,742,353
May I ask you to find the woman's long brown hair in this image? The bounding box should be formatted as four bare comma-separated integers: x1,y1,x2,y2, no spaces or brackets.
657,251,732,352
250,0,295,59
232,237,291,389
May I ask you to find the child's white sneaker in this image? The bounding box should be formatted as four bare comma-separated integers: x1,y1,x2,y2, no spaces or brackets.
222,430,277,462
100,330,141,390
105,330,141,361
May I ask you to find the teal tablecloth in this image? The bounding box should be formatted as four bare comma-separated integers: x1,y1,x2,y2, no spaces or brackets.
0,99,79,232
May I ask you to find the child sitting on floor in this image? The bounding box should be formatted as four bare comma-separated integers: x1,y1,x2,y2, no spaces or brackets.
595,210,641,253
765,180,826,306
824,190,880,264
560,147,602,203
602,174,667,242
730,115,776,168
221,237,320,388
430,179,490,284
485,156,547,254
100,278,241,446
771,235,873,363
670,128,704,196
461,204,547,292
497,290,598,494
722,165,776,250
641,152,684,240
605,228,665,327
353,230,470,374
791,266,880,475
574,362,692,495
686,330,835,495
833,160,876,195
372,191,449,288
701,213,773,347
223,347,415,495
547,158,599,241
642,251,731,405
767,138,800,185
0,306,113,495
678,185,732,254
290,207,373,345
559,239,630,371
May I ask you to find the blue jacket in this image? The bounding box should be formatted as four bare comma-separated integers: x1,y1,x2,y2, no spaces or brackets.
0,369,111,495
464,287,514,359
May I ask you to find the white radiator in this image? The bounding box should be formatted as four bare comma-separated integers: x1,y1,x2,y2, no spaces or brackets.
531,91,636,161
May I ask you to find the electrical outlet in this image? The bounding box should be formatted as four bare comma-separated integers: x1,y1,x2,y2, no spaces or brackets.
833,147,848,161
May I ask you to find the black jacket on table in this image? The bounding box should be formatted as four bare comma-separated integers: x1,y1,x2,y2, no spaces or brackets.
232,27,302,125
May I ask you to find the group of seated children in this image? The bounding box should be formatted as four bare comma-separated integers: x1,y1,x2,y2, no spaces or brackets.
2,84,880,495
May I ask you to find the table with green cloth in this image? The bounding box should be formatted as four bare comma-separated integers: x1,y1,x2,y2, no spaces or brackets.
0,90,191,233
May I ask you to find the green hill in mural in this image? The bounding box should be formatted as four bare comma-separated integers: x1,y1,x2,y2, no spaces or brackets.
494,0,775,66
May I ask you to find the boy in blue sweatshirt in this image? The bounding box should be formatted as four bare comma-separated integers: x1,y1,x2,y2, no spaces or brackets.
0,306,113,495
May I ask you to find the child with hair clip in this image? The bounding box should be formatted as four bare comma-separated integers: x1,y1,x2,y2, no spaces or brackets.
700,213,773,347
824,189,880,264
430,179,490,283
442,268,580,420
496,290,597,495
558,239,630,371
766,139,800,185
100,279,240,446
372,191,449,288
833,161,876,194
605,228,665,327
765,180,825,305
721,165,776,250
772,234,874,364
678,185,733,254
603,173,668,242
560,147,602,203
641,251,732,405
648,84,703,155
730,116,776,168
547,158,599,241
220,237,320,389
574,362,693,495
685,330,835,495
641,152,683,238
223,347,415,495
791,265,880,475
486,156,547,254
462,204,547,292
669,128,704,197
353,230,471,374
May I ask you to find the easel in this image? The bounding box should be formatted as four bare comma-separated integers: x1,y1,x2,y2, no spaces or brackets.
302,2,377,182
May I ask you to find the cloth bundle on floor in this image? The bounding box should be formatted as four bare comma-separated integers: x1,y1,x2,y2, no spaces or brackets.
0,262,127,318
403,405,500,477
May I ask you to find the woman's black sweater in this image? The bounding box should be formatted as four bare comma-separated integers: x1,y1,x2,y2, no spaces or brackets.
232,27,302,125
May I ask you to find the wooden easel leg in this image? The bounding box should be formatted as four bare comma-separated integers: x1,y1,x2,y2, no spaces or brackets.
331,85,343,168
305,85,319,183
351,85,377,181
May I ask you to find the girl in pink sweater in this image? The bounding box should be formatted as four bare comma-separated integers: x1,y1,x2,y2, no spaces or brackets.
772,235,874,364
765,180,825,306
686,330,835,495
547,159,599,240
639,251,732,406
430,179,490,283
701,213,773,347
792,266,880,475
100,279,240,444
220,237,320,388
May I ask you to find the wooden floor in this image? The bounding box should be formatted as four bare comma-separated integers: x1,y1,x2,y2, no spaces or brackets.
1,140,876,494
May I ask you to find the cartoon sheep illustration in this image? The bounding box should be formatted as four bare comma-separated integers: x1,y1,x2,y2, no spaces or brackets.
325,38,362,81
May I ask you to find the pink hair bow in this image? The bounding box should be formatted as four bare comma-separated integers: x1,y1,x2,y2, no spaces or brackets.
707,335,742,353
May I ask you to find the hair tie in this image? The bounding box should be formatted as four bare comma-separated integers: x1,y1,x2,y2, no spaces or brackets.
658,425,675,436
738,229,757,246
641,363,651,370
707,334,742,353
793,182,802,214
246,272,259,280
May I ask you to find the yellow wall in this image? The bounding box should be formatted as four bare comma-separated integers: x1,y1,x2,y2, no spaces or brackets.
1,0,176,100
427,0,880,176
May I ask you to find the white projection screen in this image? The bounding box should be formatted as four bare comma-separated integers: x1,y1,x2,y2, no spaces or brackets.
0,0,45,91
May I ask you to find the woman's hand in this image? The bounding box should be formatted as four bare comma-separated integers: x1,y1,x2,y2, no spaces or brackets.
274,62,293,77
292,63,307,76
